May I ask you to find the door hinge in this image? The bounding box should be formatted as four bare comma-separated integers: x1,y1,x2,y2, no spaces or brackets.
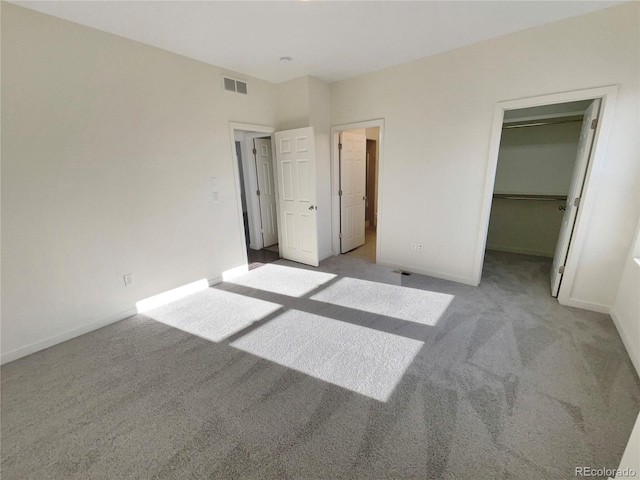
252,148,257,155
260,229,264,233
338,143,342,150
559,265,565,275
338,190,343,196
591,119,598,130
256,190,261,196
339,232,343,239
574,197,580,207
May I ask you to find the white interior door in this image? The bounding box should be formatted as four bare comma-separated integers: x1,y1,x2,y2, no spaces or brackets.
340,131,367,253
254,138,278,248
274,127,319,267
550,99,600,297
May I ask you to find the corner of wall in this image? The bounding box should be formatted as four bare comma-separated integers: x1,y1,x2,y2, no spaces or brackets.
276,76,312,130
610,306,640,377
609,217,640,377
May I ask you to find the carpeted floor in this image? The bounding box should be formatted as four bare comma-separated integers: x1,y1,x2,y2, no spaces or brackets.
2,247,639,479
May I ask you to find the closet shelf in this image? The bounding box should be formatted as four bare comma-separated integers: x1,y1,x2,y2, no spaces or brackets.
492,193,567,201
502,115,583,129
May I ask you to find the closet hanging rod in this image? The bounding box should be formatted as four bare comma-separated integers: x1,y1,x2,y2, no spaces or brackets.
502,115,583,129
493,193,567,201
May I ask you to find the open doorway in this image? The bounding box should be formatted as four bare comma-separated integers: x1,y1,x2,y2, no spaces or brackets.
482,98,601,297
230,123,280,270
332,124,381,263
331,120,384,263
234,124,325,269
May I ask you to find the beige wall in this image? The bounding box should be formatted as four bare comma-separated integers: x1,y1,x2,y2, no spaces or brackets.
330,3,639,307
276,76,310,131
1,3,278,360
494,122,581,195
487,199,565,258
617,413,640,476
611,218,640,375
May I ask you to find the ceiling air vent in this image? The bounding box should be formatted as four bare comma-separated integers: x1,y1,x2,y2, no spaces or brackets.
222,76,248,95
235,80,248,95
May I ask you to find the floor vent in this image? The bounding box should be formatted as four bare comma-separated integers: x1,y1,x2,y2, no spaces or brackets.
392,269,412,276
222,76,248,95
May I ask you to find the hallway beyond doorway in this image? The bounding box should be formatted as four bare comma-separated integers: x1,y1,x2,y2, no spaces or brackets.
345,226,377,264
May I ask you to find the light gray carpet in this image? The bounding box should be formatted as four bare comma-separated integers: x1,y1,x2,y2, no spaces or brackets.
2,249,639,479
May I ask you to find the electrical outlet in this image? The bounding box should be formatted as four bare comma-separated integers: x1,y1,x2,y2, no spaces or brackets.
411,242,417,251
210,177,218,189
418,244,424,252
123,273,135,287
212,192,220,203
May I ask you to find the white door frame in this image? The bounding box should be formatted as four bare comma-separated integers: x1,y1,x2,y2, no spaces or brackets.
228,122,276,264
331,119,385,262
474,86,618,309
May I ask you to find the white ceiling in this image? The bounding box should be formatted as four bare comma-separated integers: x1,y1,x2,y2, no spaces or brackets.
14,1,624,84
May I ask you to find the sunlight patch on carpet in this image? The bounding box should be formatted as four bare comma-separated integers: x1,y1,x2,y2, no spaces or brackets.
310,277,454,325
143,288,282,342
228,263,336,297
231,310,424,402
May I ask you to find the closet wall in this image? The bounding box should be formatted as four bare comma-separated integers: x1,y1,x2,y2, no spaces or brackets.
486,120,582,257
365,127,380,227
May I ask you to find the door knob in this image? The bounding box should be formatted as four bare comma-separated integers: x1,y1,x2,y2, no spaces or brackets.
308,205,317,210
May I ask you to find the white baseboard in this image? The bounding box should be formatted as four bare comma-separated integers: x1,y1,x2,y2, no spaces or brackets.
486,245,554,258
1,307,137,365
378,260,478,286
610,307,640,377
559,297,611,314
1,276,224,366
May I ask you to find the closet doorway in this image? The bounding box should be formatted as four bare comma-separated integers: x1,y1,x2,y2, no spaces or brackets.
331,122,382,263
482,98,600,297
230,123,280,270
